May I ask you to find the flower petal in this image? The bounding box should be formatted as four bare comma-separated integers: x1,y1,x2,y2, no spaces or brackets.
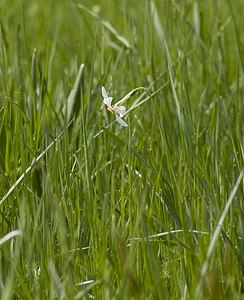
102,86,108,99
103,97,113,107
116,114,128,127
114,105,126,117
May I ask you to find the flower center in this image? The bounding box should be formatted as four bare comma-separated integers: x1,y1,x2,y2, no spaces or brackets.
107,107,114,113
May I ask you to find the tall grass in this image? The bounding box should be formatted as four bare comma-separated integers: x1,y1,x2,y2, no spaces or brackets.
0,0,243,299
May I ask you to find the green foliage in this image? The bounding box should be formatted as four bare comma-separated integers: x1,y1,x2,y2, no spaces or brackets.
0,0,244,299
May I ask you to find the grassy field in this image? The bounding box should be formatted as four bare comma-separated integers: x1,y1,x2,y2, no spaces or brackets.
0,0,244,299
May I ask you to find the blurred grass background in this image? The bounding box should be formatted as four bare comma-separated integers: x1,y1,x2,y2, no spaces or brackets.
0,0,244,299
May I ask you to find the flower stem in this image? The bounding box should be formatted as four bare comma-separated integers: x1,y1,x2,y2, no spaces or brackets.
115,87,147,106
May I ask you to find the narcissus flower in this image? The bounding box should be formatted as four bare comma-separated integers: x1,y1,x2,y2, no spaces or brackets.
102,86,128,127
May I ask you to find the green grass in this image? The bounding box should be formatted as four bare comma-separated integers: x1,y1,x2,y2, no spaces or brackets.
0,0,244,299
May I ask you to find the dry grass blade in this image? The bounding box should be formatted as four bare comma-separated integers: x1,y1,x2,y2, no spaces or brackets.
63,63,85,123
0,230,22,246
0,122,73,207
196,169,244,296
130,229,209,242
77,4,131,49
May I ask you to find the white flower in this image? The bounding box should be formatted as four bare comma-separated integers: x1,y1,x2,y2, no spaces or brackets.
102,86,113,108
102,86,128,127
